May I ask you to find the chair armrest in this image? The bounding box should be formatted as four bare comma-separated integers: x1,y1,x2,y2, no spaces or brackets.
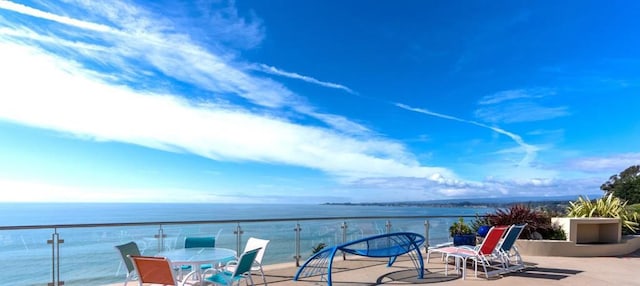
225,259,239,267
201,268,219,276
182,270,200,282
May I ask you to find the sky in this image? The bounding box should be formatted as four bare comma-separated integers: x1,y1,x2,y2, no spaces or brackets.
0,0,639,204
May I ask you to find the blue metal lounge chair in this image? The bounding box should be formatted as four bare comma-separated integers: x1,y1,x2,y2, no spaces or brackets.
294,232,425,286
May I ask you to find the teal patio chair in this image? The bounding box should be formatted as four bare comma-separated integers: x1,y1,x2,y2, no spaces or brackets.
202,247,261,286
181,236,217,274
114,241,141,286
225,237,270,285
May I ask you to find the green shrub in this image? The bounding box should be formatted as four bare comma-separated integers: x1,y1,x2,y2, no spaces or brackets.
449,217,473,236
470,214,492,233
311,242,326,254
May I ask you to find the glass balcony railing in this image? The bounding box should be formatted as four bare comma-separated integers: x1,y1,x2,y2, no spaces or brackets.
0,215,479,286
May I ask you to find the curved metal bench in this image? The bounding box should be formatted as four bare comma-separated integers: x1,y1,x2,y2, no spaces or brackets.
294,232,425,285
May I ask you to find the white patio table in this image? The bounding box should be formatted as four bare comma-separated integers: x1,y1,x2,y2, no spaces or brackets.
156,247,237,285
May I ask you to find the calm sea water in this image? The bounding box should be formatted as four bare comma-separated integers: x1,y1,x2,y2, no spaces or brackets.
0,203,494,285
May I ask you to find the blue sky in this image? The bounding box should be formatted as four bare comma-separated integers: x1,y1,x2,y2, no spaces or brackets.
0,0,639,203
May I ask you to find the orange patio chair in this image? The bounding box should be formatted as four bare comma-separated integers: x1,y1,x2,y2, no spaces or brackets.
128,255,197,286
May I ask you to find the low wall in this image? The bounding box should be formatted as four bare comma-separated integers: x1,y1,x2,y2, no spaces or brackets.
515,235,640,257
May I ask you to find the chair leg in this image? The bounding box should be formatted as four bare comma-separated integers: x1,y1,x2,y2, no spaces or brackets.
258,267,267,285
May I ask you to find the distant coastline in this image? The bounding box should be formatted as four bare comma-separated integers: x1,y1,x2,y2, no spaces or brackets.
323,195,585,213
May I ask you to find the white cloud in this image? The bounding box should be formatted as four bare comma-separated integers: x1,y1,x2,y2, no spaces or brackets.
568,153,640,174
474,102,569,123
0,41,453,183
475,88,569,123
478,88,552,105
0,178,233,203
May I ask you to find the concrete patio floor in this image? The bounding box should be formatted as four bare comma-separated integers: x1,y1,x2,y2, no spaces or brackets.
257,250,640,286
108,250,640,285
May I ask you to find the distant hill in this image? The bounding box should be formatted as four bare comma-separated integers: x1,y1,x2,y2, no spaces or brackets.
323,194,602,213
409,194,601,205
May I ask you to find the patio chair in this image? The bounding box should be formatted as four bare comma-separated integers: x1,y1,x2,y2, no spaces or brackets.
182,236,216,273
224,237,270,285
128,255,196,286
445,225,509,279
202,247,261,286
496,223,527,271
114,241,141,286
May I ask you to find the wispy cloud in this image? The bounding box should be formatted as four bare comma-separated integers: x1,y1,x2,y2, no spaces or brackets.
478,88,551,105
0,1,116,33
0,1,455,186
568,153,640,174
395,103,539,167
475,88,569,123
252,63,357,94
474,102,570,123
347,175,600,201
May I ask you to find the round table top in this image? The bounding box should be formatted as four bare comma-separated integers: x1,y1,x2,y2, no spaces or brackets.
156,247,237,264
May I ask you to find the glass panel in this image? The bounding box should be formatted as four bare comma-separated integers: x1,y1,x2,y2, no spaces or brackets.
235,221,298,265
57,225,160,285
0,229,53,285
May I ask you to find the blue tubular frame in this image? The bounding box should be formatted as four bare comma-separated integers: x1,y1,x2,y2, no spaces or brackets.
294,232,425,285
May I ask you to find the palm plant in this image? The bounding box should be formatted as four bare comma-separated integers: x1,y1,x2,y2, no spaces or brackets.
567,194,639,233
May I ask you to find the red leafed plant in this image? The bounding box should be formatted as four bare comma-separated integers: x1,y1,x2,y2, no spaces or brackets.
486,204,553,239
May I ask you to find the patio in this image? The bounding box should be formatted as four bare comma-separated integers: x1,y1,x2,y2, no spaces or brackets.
108,249,640,285
253,249,640,286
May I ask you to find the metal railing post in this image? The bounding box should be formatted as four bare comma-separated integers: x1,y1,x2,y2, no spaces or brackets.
234,223,244,255
294,222,302,266
47,228,64,286
154,225,167,251
424,220,430,250
341,221,348,260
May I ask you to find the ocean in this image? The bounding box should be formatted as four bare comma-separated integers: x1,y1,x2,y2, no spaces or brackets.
0,203,494,285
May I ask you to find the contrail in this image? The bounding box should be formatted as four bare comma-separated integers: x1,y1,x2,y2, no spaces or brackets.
0,1,116,33
395,103,538,167
253,64,357,94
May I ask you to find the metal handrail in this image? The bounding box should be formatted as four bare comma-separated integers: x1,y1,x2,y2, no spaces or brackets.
0,214,483,286
0,214,478,230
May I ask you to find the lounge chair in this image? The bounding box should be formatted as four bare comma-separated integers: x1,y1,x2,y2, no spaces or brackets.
294,232,425,286
428,225,509,279
496,223,527,271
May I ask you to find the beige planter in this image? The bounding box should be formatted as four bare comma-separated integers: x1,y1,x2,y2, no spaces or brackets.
551,217,621,244
515,235,640,257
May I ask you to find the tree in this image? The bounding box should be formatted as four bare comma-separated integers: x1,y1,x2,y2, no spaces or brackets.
601,165,640,204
